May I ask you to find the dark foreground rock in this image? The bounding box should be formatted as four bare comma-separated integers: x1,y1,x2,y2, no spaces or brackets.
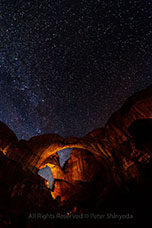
0,85,152,227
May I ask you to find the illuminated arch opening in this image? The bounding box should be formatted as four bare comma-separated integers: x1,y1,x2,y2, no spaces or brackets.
38,148,73,189
38,165,54,189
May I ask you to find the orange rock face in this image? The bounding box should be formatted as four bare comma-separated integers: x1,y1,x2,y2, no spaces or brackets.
50,149,104,202
0,85,152,226
105,85,152,149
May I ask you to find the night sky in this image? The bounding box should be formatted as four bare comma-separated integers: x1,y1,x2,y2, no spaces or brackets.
0,0,152,139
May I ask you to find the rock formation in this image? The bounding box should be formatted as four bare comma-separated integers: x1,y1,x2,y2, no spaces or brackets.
0,84,152,227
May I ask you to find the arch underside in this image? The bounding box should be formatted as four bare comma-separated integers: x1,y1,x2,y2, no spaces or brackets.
33,136,112,170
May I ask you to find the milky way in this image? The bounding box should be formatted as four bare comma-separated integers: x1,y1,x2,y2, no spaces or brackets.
0,0,152,139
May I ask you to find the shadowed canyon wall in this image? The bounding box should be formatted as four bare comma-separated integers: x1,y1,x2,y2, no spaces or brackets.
0,84,152,227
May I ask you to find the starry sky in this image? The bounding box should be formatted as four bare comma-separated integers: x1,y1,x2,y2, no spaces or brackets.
0,0,152,139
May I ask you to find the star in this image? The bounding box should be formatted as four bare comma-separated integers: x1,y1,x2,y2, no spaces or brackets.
0,0,151,140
